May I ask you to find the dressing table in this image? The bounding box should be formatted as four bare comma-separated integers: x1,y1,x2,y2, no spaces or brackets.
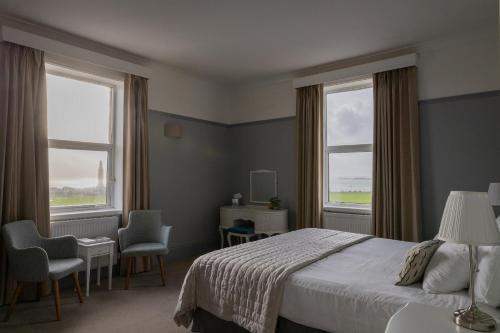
219,205,288,248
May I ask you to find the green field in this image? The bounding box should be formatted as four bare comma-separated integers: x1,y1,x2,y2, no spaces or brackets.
50,195,106,207
329,192,371,204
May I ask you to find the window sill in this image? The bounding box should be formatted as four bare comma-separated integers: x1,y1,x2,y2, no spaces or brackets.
323,205,371,215
50,209,122,222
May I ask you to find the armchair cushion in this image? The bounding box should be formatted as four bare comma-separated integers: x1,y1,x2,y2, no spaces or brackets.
121,242,169,257
8,247,49,282
48,258,83,280
42,235,78,259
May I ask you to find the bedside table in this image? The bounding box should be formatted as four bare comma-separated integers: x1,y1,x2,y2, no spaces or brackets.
78,239,115,297
386,303,500,333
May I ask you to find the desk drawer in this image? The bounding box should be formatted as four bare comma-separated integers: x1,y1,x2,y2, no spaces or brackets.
80,244,113,257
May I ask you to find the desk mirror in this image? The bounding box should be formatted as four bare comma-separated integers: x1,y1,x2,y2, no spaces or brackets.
249,170,277,204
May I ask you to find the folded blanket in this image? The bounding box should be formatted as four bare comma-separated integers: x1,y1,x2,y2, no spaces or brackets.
174,228,372,333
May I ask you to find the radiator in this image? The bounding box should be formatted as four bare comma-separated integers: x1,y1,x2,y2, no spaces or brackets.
323,211,372,234
51,215,120,266
51,216,120,239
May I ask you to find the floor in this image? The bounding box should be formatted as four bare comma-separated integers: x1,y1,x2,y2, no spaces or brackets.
0,258,194,333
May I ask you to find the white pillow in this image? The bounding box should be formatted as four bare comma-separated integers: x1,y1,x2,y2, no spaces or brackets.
423,242,470,293
475,246,500,306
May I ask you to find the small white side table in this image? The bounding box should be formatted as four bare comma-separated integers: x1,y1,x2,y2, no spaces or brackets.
77,240,115,297
385,303,500,333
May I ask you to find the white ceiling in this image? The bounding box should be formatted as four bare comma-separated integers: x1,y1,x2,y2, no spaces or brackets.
0,0,497,82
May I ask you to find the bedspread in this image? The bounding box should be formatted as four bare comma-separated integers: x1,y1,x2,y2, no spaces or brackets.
174,228,372,333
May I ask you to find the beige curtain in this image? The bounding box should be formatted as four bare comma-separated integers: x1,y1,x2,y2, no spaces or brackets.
296,84,324,229
0,42,50,304
122,74,151,273
372,66,421,242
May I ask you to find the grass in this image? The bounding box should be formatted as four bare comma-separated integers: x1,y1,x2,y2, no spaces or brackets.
50,195,106,206
329,192,371,204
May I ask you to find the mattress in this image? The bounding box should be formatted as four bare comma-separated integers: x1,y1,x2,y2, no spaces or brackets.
280,237,500,333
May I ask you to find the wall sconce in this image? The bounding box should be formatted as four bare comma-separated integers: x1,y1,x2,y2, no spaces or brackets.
164,123,183,139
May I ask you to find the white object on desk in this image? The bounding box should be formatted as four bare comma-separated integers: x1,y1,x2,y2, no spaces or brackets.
219,205,288,248
385,303,500,333
78,239,115,297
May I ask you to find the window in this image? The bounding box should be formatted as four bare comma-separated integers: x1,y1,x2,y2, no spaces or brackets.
47,65,121,212
324,78,373,210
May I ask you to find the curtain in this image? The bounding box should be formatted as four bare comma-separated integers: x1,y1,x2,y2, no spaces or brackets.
0,42,50,304
122,74,151,273
372,66,421,242
296,84,324,229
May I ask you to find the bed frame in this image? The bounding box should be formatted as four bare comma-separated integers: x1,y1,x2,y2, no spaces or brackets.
192,308,327,333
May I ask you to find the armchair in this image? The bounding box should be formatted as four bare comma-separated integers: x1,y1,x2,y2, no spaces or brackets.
118,210,172,289
2,220,83,321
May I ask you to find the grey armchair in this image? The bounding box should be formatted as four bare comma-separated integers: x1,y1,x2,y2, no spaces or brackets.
2,220,83,321
118,210,172,289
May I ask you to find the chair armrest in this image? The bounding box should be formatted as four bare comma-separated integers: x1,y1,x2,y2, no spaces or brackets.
7,247,49,282
160,226,172,247
41,235,78,259
118,227,131,251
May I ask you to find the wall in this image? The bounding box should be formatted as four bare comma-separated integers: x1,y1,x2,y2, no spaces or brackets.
228,77,295,124
419,91,500,240
149,111,232,259
228,117,297,230
226,26,499,124
148,62,232,124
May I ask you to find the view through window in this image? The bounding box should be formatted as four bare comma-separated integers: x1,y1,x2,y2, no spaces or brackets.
47,69,115,209
325,79,373,209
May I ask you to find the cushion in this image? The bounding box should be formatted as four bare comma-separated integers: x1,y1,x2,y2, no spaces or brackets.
121,242,169,256
227,226,255,234
475,246,500,306
396,239,442,286
423,242,470,293
48,258,83,280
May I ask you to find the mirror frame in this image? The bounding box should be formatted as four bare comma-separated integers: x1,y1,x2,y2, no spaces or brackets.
249,169,278,204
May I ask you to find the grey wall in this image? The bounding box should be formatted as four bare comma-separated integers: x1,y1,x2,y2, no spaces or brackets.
149,111,232,260
420,91,500,240
228,117,297,230
148,91,500,260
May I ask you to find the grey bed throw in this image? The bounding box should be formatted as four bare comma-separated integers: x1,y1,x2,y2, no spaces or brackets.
174,228,372,333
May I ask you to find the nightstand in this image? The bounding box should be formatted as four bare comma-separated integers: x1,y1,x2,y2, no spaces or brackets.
385,303,500,333
77,239,115,297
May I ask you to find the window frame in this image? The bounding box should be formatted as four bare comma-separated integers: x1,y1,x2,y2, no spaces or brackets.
323,77,374,213
46,64,118,214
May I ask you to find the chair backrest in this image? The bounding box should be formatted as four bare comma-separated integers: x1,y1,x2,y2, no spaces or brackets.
127,210,163,244
2,220,42,250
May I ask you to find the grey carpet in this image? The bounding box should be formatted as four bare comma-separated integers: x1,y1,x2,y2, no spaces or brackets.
0,259,193,333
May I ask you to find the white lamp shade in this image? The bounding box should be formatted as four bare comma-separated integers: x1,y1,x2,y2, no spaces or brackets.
488,183,500,206
437,191,500,245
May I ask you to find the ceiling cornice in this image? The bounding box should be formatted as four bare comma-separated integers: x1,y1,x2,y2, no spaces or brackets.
0,13,150,66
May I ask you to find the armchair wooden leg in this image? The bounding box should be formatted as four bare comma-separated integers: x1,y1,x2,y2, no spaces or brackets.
52,280,61,321
157,255,166,286
4,282,23,322
124,257,132,290
72,272,83,303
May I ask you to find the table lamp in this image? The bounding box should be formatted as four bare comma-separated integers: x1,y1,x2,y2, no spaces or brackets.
436,191,500,332
488,182,500,208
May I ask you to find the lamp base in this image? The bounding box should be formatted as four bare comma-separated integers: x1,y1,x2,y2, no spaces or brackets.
454,304,497,332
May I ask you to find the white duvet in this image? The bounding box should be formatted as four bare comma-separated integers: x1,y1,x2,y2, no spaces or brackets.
280,237,500,333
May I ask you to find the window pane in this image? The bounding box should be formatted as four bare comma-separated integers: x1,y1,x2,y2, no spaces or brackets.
328,152,372,205
326,87,373,146
49,149,108,207
47,74,111,143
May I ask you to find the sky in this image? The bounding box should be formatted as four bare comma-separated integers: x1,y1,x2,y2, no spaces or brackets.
47,74,110,189
326,87,373,191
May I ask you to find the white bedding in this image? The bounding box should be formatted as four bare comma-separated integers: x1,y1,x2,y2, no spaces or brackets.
280,237,500,333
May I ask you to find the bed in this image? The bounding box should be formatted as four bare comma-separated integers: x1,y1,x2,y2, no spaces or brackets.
174,229,500,333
